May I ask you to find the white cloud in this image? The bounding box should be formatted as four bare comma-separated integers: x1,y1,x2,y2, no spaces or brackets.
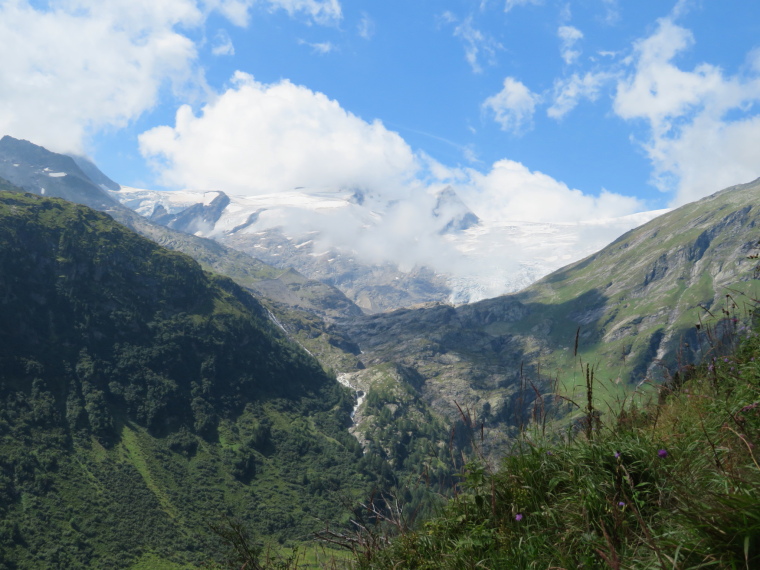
482,77,540,134
0,0,343,155
613,17,760,205
138,72,419,194
0,0,203,155
504,0,541,13
133,67,651,295
204,0,254,27
461,159,643,224
614,20,725,131
600,0,620,25
648,114,760,205
205,0,341,25
548,71,613,119
212,29,235,56
299,40,336,54
558,25,583,65
452,16,502,73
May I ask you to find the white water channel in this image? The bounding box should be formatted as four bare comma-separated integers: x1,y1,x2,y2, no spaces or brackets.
336,373,365,422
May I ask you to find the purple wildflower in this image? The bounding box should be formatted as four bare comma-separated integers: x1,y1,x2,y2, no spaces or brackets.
515,514,523,522
614,451,621,459
618,501,626,507
658,449,668,459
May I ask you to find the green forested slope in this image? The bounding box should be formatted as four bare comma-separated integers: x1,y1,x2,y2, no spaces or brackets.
0,191,375,568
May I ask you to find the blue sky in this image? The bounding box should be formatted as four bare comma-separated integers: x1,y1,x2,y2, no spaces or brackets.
2,0,760,223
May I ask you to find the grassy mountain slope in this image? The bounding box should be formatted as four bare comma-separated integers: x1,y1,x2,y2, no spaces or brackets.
337,179,760,453
0,191,375,568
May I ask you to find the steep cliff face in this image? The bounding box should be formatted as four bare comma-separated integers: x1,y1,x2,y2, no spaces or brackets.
518,178,760,385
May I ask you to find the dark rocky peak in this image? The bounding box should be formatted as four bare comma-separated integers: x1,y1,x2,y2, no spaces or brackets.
0,135,88,178
433,186,480,233
153,191,231,235
0,136,118,210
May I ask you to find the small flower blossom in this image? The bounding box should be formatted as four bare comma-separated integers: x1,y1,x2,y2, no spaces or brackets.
658,449,668,459
515,514,523,521
614,451,621,459
618,501,626,507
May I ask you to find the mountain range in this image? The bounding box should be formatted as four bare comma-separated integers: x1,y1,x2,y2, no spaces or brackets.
110,179,665,312
0,134,758,565
1,135,757,431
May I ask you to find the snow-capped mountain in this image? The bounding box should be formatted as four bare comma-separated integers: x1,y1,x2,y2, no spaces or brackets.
110,185,667,312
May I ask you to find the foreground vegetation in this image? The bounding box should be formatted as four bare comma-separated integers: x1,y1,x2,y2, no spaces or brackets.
345,295,760,569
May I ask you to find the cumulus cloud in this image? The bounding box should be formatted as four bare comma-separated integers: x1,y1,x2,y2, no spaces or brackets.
460,159,643,224
134,68,648,293
138,72,419,194
558,25,583,65
482,77,540,134
614,20,726,130
0,0,202,154
0,0,343,155
613,16,760,205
